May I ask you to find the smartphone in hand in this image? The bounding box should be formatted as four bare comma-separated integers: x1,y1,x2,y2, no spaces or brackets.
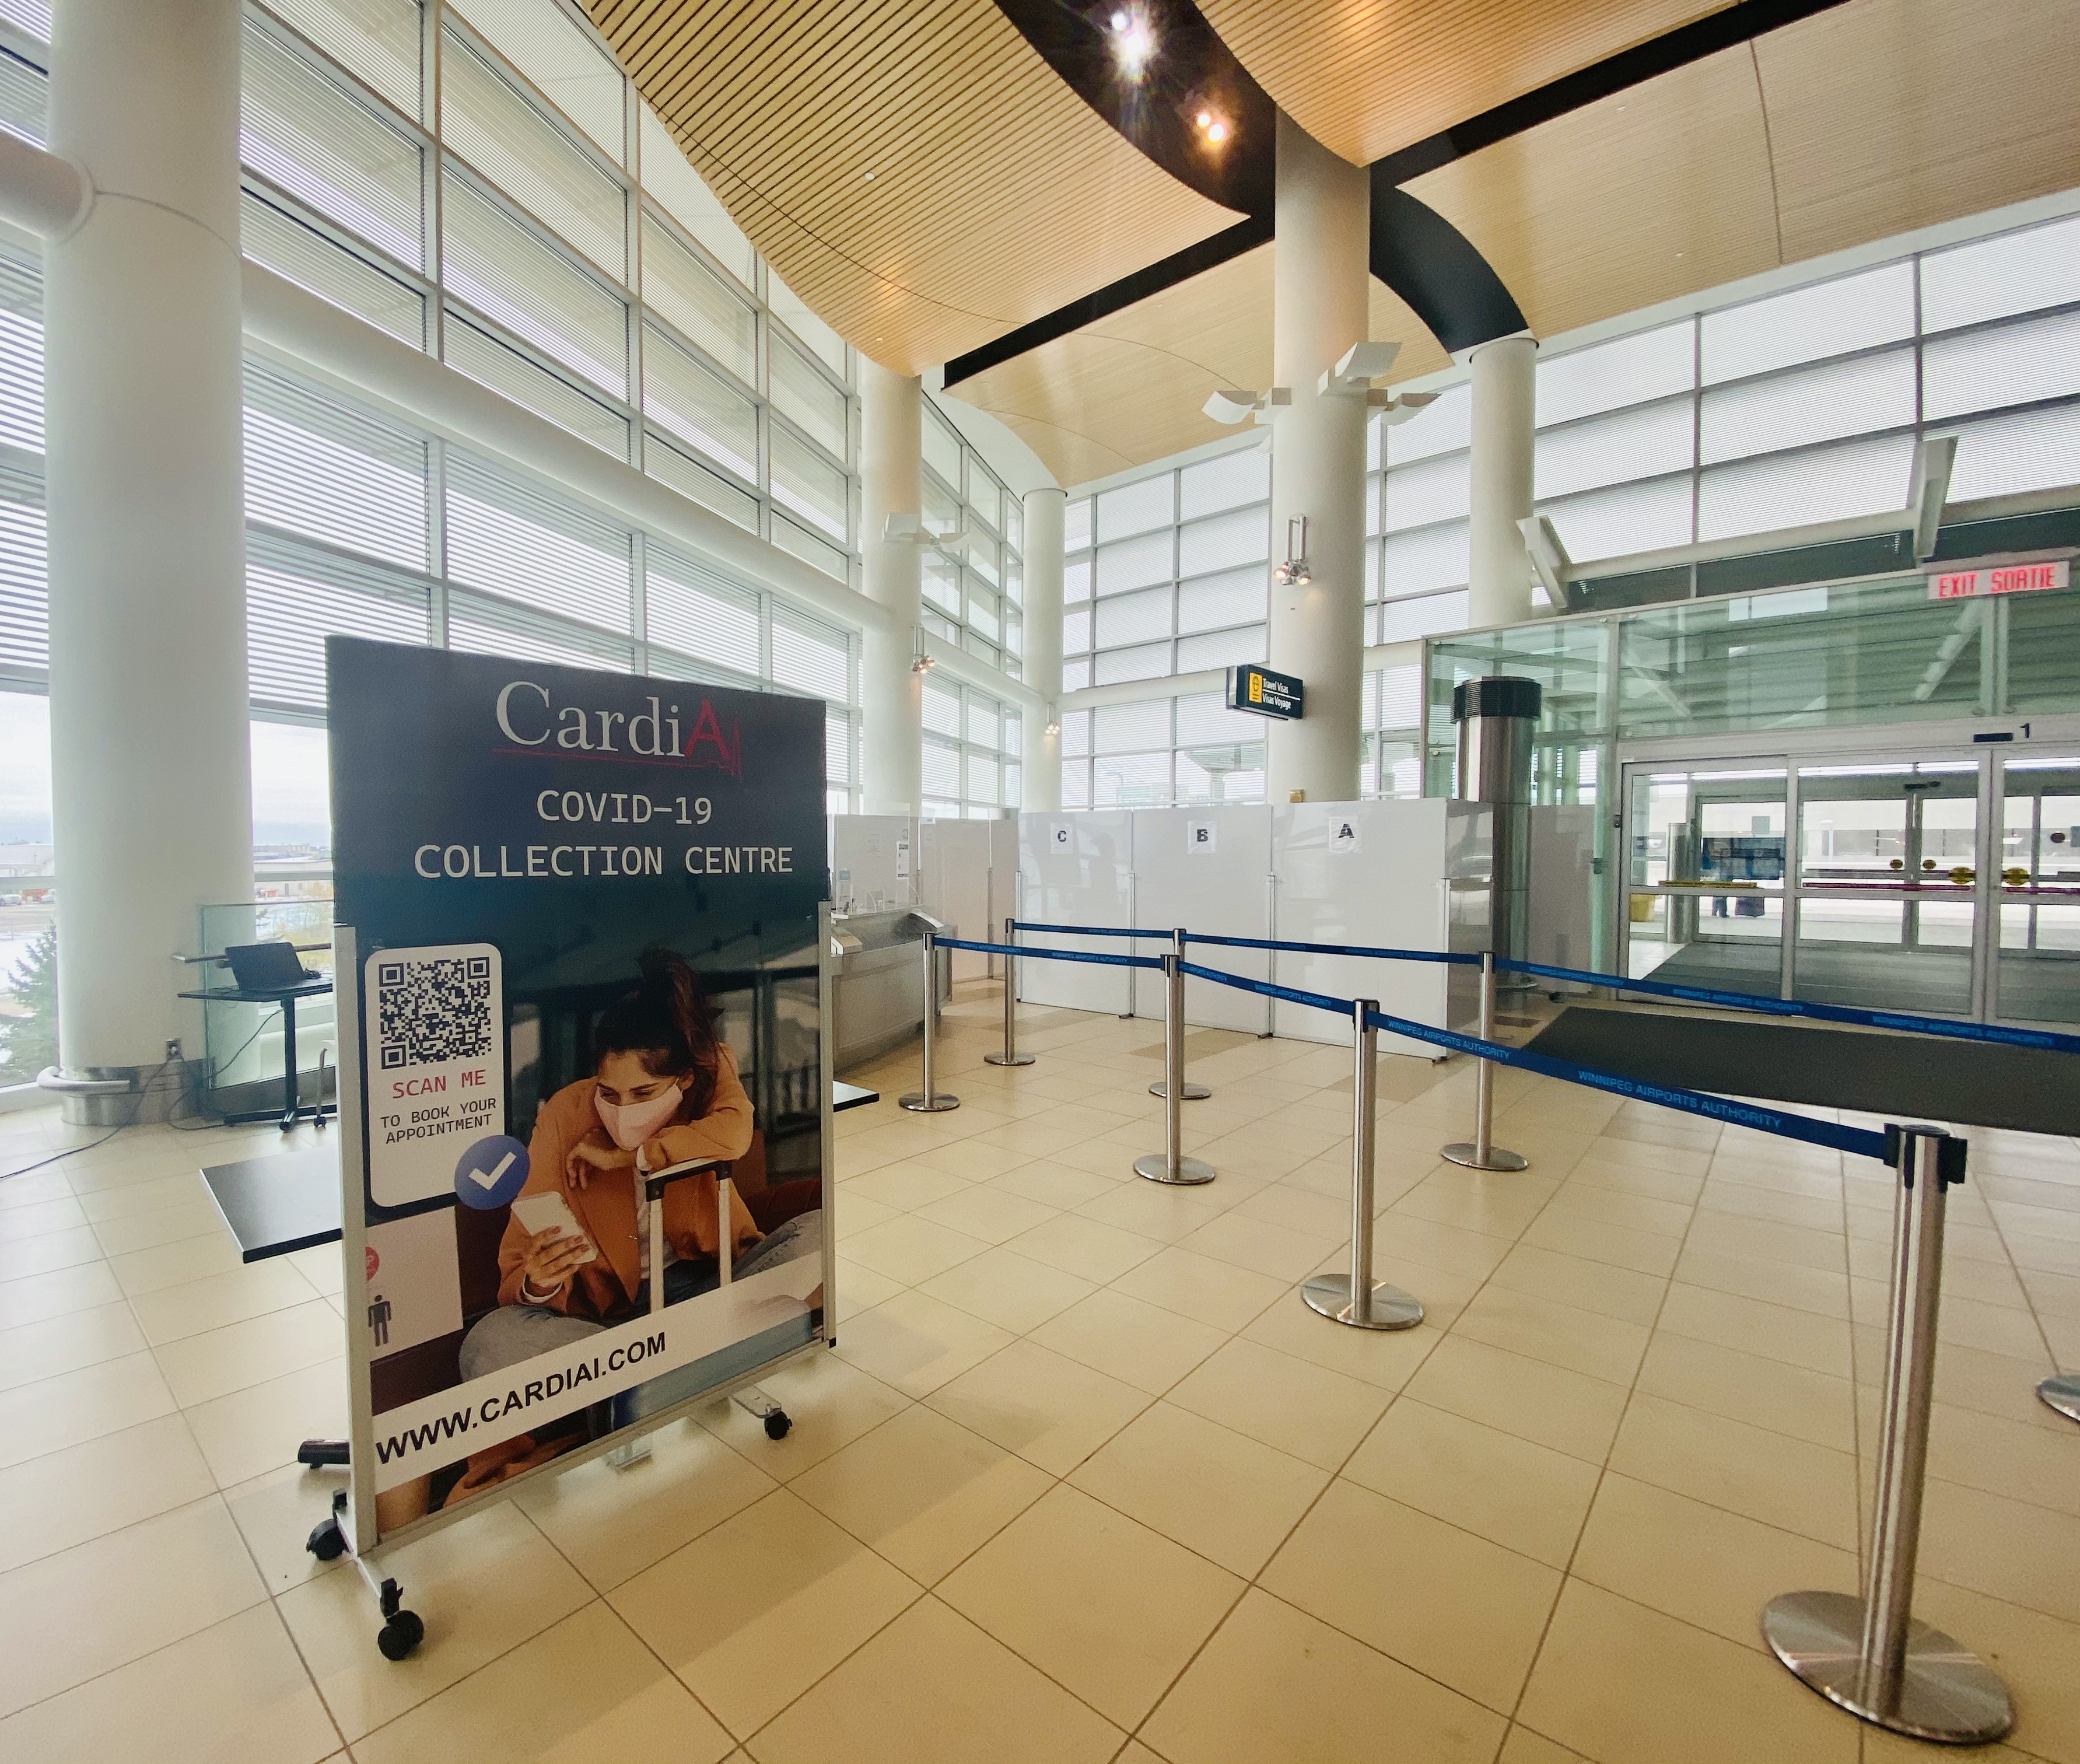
510,1191,598,1264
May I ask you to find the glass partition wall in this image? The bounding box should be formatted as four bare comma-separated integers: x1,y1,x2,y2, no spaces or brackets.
1428,573,2080,1026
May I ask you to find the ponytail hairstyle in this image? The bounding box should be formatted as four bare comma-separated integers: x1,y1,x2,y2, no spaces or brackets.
591,947,720,1116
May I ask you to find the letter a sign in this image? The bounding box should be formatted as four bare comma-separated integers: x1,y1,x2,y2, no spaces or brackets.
1330,818,1361,855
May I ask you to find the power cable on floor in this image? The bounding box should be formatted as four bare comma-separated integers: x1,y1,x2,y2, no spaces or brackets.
0,1051,181,1181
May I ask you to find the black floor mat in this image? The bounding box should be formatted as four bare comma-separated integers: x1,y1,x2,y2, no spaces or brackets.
1526,1006,2080,1136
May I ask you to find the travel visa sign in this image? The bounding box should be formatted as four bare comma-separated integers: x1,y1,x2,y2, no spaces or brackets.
1926,560,2068,600
1227,662,1304,720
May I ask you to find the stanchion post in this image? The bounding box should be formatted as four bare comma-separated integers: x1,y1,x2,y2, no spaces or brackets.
1134,953,1213,1186
2041,1373,2080,1423
984,916,1036,1068
1149,929,1211,1102
1304,1000,1423,1330
1762,1126,2011,1744
898,932,960,1113
1442,951,1528,1172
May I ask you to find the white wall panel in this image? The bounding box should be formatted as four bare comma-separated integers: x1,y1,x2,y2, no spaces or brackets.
989,817,1020,980
1017,810,1136,1014
1272,800,1487,1056
1128,806,1272,1031
919,818,992,981
832,814,915,914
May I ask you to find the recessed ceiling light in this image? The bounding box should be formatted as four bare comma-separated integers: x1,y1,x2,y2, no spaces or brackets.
1206,120,1228,143
863,171,874,181
1195,110,1210,127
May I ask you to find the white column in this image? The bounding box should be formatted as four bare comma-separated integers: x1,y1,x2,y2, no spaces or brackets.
858,360,922,815
1019,487,1064,812
44,0,250,1085
1468,333,1538,629
1265,111,1368,807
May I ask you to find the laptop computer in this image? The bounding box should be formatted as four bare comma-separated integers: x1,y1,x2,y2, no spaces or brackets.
223,941,323,992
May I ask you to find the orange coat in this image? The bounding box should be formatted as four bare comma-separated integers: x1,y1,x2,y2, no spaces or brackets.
495,1048,759,1322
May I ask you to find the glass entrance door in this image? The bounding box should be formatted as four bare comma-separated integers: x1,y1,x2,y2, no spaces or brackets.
1993,755,2080,1026
1619,745,2075,1026
1620,761,1788,998
1792,760,1979,1015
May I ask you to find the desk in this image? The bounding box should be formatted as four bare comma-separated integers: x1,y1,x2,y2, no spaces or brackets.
204,1081,883,1263
177,978,335,1130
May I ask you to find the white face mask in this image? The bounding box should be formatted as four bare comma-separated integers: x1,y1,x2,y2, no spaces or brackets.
594,1083,683,1151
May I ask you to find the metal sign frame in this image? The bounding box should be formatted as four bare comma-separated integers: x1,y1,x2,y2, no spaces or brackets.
1226,662,1304,720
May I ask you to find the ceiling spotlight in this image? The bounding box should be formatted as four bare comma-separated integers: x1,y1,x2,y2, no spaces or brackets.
1108,8,1153,75
1206,120,1228,143
1195,110,1210,127
1193,109,1229,145
911,654,935,674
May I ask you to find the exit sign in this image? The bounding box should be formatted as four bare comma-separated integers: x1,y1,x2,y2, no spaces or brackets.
1927,559,2069,600
1227,663,1304,720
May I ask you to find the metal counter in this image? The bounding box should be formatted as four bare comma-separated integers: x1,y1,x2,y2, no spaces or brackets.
831,909,952,1070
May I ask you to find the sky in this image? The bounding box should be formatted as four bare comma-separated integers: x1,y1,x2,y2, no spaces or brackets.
0,691,332,849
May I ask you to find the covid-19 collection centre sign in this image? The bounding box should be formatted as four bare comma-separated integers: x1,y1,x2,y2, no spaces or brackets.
327,637,830,1539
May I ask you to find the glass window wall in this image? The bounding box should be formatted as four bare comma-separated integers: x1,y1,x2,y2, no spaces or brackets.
919,397,1023,678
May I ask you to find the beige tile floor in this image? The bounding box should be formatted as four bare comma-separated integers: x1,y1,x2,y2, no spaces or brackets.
1,983,2077,1763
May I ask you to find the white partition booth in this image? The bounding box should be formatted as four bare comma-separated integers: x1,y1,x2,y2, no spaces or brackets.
1017,810,1137,1014
831,814,916,915
1272,800,1490,1056
1126,806,1273,1031
919,819,990,981
1014,800,1492,1058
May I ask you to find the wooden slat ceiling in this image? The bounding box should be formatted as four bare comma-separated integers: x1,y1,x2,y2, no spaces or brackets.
1194,0,1735,166
583,0,1241,374
953,0,2079,484
951,246,1447,481
1404,45,1779,345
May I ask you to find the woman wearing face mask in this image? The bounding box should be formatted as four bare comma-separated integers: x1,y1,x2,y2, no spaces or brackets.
451,949,807,1394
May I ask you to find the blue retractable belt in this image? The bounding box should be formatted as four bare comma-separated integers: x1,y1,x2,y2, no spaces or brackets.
938,936,1161,971
1179,959,1890,1161
1007,922,1162,939
1183,932,1475,966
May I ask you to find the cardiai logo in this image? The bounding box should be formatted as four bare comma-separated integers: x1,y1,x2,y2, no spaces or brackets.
494,682,741,779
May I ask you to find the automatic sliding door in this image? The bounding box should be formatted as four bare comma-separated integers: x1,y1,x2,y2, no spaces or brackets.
1994,756,2080,1026
1794,760,1976,1015
1623,762,1787,998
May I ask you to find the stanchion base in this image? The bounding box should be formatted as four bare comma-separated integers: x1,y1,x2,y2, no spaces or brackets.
1762,1591,2013,1744
1440,1142,1529,1172
1149,1081,1211,1100
898,1093,961,1112
1302,1273,1424,1331
983,1052,1038,1067
1133,1153,1215,1186
2039,1373,2080,1423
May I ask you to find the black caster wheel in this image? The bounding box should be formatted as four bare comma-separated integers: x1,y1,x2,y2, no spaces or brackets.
764,1409,793,1441
305,1516,346,1562
376,1610,424,1661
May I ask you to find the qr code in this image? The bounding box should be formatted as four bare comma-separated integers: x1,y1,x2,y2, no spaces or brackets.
376,956,493,1069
